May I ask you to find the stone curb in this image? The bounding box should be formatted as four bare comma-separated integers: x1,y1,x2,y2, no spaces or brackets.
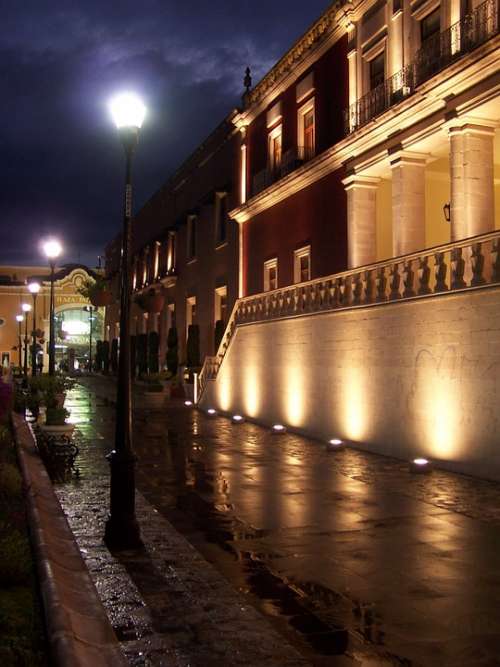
12,412,129,667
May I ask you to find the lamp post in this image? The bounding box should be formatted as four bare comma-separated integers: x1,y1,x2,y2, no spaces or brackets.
43,240,62,376
27,281,41,376
21,303,31,381
105,92,146,550
84,305,94,373
15,315,24,368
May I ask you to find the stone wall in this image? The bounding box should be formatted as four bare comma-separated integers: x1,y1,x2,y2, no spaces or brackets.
201,285,500,481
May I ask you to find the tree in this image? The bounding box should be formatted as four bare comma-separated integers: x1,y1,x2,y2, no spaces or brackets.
102,340,110,375
214,319,224,354
186,324,200,368
137,334,148,376
166,327,178,376
111,338,118,374
148,331,159,374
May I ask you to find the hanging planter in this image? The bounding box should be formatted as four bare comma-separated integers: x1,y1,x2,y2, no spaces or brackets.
90,290,113,307
137,288,165,313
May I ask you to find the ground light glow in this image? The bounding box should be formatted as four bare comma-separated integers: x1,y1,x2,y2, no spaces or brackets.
232,414,244,423
409,457,432,474
272,424,286,433
326,438,345,451
207,408,217,417
184,400,193,407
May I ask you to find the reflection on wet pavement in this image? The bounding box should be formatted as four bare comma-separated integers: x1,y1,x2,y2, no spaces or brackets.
63,378,500,666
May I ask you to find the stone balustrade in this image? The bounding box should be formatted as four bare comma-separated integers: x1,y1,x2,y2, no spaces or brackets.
198,229,500,399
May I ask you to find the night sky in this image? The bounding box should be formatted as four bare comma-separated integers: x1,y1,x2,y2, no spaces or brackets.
2,0,329,268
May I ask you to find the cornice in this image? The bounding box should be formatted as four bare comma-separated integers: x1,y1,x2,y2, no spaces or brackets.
234,1,351,128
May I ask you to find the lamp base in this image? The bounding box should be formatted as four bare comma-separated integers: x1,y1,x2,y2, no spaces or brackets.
104,514,142,551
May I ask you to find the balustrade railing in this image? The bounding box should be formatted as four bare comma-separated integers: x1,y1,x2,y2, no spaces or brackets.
198,229,500,399
251,146,316,196
344,0,498,134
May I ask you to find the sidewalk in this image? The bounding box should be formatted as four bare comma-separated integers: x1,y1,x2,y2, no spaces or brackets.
58,376,500,666
54,380,308,666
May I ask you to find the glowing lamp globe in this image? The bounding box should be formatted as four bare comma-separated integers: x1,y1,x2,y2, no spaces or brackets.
16,314,24,323
326,438,345,451
21,303,31,313
28,281,41,294
43,239,62,260
409,457,432,474
109,93,146,129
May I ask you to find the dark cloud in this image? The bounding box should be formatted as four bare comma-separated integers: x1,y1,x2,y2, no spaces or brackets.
1,0,329,267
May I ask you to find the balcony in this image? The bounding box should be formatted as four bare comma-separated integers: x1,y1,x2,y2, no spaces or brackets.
344,0,498,134
251,145,315,197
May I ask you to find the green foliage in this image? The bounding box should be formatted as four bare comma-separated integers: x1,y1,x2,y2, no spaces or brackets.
137,334,148,375
29,374,74,395
13,391,26,414
0,464,22,499
148,331,159,374
76,275,109,301
0,531,31,587
166,326,178,376
214,319,224,353
186,324,200,369
111,338,119,374
102,340,110,375
45,407,70,426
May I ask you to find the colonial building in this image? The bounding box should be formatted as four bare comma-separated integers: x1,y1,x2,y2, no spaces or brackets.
0,264,103,372
104,113,240,368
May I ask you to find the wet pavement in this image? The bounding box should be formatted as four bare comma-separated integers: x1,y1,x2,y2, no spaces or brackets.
55,377,500,666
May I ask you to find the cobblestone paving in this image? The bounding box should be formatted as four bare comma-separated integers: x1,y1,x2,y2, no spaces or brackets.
54,383,307,667
56,377,500,666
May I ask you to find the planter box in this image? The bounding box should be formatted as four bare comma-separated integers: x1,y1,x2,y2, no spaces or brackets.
39,423,75,437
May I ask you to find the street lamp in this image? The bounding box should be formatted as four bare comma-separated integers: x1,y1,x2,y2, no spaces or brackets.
15,315,24,368
27,281,41,376
21,303,31,381
84,305,94,373
43,239,62,376
105,92,146,550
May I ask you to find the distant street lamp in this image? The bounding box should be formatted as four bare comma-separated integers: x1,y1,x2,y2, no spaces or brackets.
43,239,62,376
105,92,146,550
15,315,24,367
84,305,94,373
27,281,41,376
21,303,31,380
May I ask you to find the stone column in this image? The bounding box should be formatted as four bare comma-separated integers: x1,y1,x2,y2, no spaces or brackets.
390,152,427,256
342,175,380,268
449,124,495,241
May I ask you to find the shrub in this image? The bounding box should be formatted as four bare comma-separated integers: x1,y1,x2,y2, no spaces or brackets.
45,407,70,426
186,324,200,368
0,463,22,498
166,327,178,376
95,340,103,372
148,331,159,374
0,531,31,587
111,338,119,374
102,340,110,375
137,334,148,375
0,381,13,422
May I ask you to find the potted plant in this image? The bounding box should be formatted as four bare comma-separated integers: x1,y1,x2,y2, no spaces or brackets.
39,406,74,436
214,319,224,353
102,340,110,375
166,326,178,377
148,331,159,374
136,334,148,376
77,276,113,307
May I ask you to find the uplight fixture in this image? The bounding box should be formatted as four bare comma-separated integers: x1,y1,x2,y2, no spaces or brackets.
409,457,432,474
326,438,345,451
207,408,217,417
232,414,244,423
184,400,193,407
272,424,286,434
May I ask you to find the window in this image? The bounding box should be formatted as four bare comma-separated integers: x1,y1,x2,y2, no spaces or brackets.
263,258,278,291
297,99,315,160
369,51,385,90
421,7,440,43
187,215,197,261
294,246,311,283
268,125,282,172
215,194,228,246
214,285,227,324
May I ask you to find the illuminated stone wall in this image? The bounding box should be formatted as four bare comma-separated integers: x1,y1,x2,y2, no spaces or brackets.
201,285,500,481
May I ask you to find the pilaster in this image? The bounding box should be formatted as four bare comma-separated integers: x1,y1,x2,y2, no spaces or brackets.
342,174,380,268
